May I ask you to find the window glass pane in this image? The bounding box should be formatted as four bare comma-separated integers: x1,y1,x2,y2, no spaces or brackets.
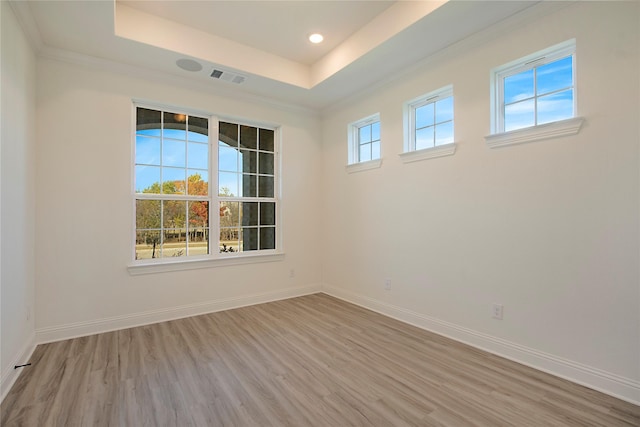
135,230,160,260
435,121,454,146
162,167,185,194
537,89,573,125
359,143,371,162
220,229,239,253
135,165,160,193
371,121,380,141
187,142,208,169
415,127,434,150
359,125,371,143
188,201,208,228
136,136,161,165
218,172,238,197
240,149,257,174
240,174,257,197
504,69,534,104
416,103,434,129
220,201,239,227
161,236,186,258
435,96,453,124
259,129,274,152
371,140,380,160
218,145,239,172
260,202,276,226
504,99,535,132
187,229,208,256
162,139,186,168
259,152,274,175
242,202,259,226
187,171,208,196
136,199,161,229
240,125,258,150
258,176,274,198
219,122,238,147
259,227,276,250
242,228,258,251
220,205,240,252
537,56,572,96
163,112,187,140
137,108,161,132
163,200,186,229
188,116,208,142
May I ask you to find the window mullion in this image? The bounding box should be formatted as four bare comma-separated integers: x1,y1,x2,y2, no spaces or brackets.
533,65,538,126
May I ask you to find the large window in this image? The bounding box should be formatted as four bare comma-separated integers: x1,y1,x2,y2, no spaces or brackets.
134,105,278,263
492,40,576,134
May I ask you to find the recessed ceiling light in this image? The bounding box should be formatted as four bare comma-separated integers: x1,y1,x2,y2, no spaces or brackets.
309,33,324,44
176,58,203,72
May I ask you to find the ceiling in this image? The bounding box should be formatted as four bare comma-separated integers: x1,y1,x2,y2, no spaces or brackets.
12,0,545,111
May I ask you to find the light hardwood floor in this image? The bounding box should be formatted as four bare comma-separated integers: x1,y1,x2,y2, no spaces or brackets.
2,294,639,426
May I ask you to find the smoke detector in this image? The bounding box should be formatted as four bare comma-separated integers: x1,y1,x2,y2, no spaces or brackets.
210,69,247,85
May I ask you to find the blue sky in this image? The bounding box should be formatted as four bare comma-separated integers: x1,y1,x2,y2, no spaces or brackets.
503,55,573,131
135,129,209,193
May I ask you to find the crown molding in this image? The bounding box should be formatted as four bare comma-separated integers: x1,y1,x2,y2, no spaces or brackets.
8,0,44,52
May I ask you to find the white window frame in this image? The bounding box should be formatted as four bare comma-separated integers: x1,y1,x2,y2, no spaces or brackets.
400,85,456,163
346,113,382,173
486,39,584,148
129,102,283,275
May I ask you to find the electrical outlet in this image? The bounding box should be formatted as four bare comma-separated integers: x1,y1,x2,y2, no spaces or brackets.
26,305,31,321
384,279,391,290
492,303,504,320
289,269,295,278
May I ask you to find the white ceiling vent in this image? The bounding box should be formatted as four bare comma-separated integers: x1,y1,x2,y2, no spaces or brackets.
210,69,247,85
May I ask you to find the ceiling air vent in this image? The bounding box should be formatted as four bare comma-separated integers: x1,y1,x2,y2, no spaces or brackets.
210,69,246,85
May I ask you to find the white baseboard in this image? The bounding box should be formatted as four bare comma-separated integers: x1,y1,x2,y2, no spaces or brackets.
1,332,37,403
36,284,322,344
321,284,640,406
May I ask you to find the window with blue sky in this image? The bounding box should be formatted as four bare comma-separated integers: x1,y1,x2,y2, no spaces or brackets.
348,113,381,166
404,85,454,152
134,106,278,261
493,40,576,134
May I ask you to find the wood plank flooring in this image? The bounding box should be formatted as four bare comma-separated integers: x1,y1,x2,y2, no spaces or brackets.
2,293,639,426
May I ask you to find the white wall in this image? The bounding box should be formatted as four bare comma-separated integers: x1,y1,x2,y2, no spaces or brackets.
34,57,323,340
0,1,37,399
320,2,639,403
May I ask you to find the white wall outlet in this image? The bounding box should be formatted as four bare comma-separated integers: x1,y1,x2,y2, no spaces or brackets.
289,269,295,278
26,305,31,321
492,303,504,320
384,278,391,290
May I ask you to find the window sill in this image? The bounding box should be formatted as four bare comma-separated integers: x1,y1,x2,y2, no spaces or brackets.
399,142,457,163
485,117,584,149
128,252,285,275
346,158,382,174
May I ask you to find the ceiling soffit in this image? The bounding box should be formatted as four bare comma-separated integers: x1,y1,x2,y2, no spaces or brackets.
114,1,448,89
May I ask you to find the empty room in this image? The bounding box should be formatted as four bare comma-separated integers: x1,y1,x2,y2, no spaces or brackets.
1,0,639,425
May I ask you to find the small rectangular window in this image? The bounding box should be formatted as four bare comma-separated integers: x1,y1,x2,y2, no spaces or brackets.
492,40,576,134
348,113,381,166
404,86,454,153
